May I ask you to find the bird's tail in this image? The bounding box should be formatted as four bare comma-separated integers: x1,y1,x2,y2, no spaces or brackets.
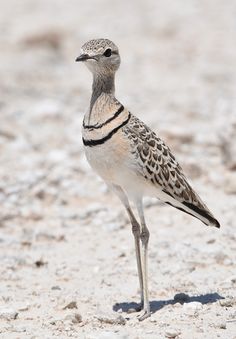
163,191,220,228
181,201,220,228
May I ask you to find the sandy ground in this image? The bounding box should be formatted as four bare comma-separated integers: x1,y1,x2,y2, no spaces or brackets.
0,0,236,338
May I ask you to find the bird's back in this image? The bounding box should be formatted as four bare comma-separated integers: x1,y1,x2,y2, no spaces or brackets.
122,114,220,228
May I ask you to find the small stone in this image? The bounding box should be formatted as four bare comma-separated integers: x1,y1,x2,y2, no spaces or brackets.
146,330,154,334
34,259,47,267
65,312,82,324
17,304,30,312
72,313,82,323
219,298,235,307
165,329,181,338
63,301,78,310
207,238,216,244
51,285,61,290
230,275,236,283
0,308,18,320
150,317,157,323
218,322,227,329
183,302,202,315
96,312,126,325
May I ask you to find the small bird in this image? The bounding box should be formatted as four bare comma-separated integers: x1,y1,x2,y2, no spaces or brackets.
76,38,220,321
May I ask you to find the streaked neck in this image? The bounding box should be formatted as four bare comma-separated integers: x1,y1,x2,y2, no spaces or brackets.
90,73,115,110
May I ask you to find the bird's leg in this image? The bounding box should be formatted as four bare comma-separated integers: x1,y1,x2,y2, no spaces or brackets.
127,207,144,311
110,185,144,311
136,199,151,321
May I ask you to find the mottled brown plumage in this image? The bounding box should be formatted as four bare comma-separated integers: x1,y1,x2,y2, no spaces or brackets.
122,114,219,226
76,38,220,321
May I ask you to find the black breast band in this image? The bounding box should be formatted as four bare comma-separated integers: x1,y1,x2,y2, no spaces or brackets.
83,113,131,147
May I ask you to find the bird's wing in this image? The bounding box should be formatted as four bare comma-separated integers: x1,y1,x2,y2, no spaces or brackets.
122,114,220,228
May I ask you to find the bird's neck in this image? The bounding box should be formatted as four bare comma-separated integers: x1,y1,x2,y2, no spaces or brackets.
90,73,115,110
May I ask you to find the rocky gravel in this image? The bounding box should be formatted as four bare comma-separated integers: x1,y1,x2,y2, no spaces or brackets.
0,0,236,338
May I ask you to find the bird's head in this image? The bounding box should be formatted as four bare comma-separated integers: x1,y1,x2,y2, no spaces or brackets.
75,38,120,75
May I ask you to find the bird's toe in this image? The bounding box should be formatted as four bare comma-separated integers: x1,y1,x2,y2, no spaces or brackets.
137,310,151,321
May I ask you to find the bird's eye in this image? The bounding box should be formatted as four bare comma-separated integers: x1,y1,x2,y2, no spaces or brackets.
103,48,112,57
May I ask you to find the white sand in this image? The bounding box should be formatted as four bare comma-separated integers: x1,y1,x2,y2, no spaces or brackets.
0,1,235,338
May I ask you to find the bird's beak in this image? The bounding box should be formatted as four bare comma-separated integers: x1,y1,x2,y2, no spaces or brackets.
75,54,94,62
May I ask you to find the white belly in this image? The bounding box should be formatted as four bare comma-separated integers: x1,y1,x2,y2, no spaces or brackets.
84,142,159,201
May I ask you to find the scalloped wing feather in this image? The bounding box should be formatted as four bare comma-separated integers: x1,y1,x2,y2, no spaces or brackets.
122,114,220,228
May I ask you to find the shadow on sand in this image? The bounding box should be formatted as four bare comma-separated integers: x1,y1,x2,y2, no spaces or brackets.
113,292,224,314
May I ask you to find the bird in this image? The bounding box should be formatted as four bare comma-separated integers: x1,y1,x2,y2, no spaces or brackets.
75,38,220,321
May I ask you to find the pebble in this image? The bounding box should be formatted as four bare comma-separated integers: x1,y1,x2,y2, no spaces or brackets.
34,259,47,267
150,317,157,323
183,302,203,315
65,313,82,324
218,322,227,329
17,303,30,312
219,298,235,307
63,301,78,310
165,329,181,338
0,308,18,320
229,275,236,283
96,312,126,325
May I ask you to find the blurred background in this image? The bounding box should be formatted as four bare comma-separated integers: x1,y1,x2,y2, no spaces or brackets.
0,0,235,337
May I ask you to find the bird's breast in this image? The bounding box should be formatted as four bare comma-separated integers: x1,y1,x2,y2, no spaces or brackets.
83,126,130,182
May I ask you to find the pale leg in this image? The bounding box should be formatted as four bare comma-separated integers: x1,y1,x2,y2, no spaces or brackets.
136,199,151,320
127,206,144,310
111,184,144,309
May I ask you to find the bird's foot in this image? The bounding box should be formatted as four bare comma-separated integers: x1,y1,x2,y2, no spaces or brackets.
137,309,151,321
